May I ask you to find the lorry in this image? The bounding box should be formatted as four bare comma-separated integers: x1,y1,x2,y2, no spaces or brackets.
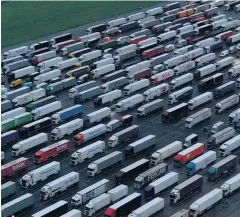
215,94,239,113
127,68,152,82
92,58,114,70
170,209,189,217
219,135,240,157
12,132,48,156
229,108,240,124
40,171,79,200
35,139,72,164
20,161,60,188
188,92,213,111
1,193,34,217
90,64,115,79
101,77,128,93
106,115,133,132
83,107,111,127
126,61,150,75
151,141,182,166
3,59,30,75
108,184,128,202
1,55,24,67
134,163,168,189
3,46,28,59
34,69,61,85
116,94,144,112
2,107,25,121
145,172,179,199
220,173,240,197
163,55,186,69
31,101,62,120
1,100,12,113
174,143,205,168
94,90,122,108
37,57,63,71
162,103,188,123
115,158,149,185
31,51,56,65
207,127,235,149
55,58,79,71
198,73,224,92
185,108,211,128
114,50,137,66
195,53,216,67
150,53,170,68
215,56,234,71
189,188,223,217
204,41,224,53
69,48,91,58
71,141,105,165
69,81,97,98
173,45,194,56
65,66,90,78
104,192,142,217
124,79,150,95
195,38,215,48
168,86,193,104
215,31,233,41
128,197,164,217
60,209,81,217
87,151,122,177
169,73,193,90
74,124,107,146
208,155,237,181
60,41,84,56
101,69,126,83
213,81,236,99
1,157,29,180
137,99,164,117
211,121,225,135
150,70,174,85
169,175,203,204
183,134,199,149
184,48,204,61
194,64,216,80
158,30,177,42
108,125,140,147
186,151,217,176
228,65,240,77
74,86,103,103
1,181,16,200
124,135,156,159
226,33,240,45
51,105,83,124
7,65,34,81
79,50,102,62
174,61,196,76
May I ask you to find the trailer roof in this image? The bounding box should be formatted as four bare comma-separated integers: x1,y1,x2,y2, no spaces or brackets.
190,92,212,101
40,139,70,152
129,135,155,148
109,192,141,209
175,175,202,190
211,155,236,169
93,151,122,164
156,141,182,154
224,173,240,185
150,172,178,187
191,151,216,164
86,107,110,117
178,143,204,156
139,99,163,109
77,179,109,195
120,159,149,173
59,209,81,217
119,94,143,103
108,184,127,194
188,108,211,118
76,140,104,153
18,132,47,145
211,126,234,138
113,125,139,137
28,161,59,175
55,104,82,115
215,81,236,89
46,172,78,187
223,135,240,145
1,181,15,189
1,157,28,170
166,103,187,113
138,163,167,177
31,200,68,217
79,86,100,94
81,124,106,134
192,188,222,205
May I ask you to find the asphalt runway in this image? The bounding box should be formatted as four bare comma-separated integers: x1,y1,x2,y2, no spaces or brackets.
1,1,240,217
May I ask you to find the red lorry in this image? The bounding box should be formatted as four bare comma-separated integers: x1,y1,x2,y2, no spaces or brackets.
1,157,29,180
215,31,233,41
174,142,205,167
35,139,72,164
128,35,147,45
142,45,165,60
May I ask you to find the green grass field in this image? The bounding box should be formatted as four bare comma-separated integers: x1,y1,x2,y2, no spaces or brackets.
2,1,158,47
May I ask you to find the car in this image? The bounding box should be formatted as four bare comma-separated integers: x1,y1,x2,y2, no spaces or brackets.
220,49,230,57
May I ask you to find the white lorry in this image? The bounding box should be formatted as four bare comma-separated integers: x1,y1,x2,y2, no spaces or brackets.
116,94,144,112
212,19,228,29
40,172,79,200
219,135,240,157
32,51,56,65
195,53,216,67
1,107,25,121
228,108,240,124
185,108,211,128
143,83,169,102
60,41,85,56
84,107,111,126
115,44,137,55
107,18,127,28
228,65,240,77
174,61,196,76
127,12,145,21
195,38,215,48
158,30,177,42
188,92,213,111
60,209,82,217
151,141,182,166
194,64,216,80
71,179,111,206
8,65,34,79
79,50,102,61
215,56,234,71
150,70,174,84
37,57,63,71
20,161,60,188
163,55,186,69
124,79,150,95
92,58,114,69
184,48,204,61
3,46,28,59
90,64,115,79
169,73,193,90
189,189,223,217
34,69,61,85
108,184,128,202
51,119,83,140
146,7,163,16
215,94,239,114
128,197,164,217
31,101,62,120
126,61,151,75
12,88,46,107
210,121,225,135
220,173,240,197
12,133,48,156
71,141,106,165
55,58,79,71
168,86,193,104
94,90,122,107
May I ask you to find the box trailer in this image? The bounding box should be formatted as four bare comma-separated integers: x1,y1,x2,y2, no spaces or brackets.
188,92,212,111
34,69,61,85
226,33,240,45
215,30,233,41
116,94,144,112
108,184,128,203
124,135,156,159
3,86,30,101
69,81,97,98
213,81,236,99
170,209,189,217
1,100,12,113
146,6,164,15
65,65,90,78
60,209,81,217
1,55,24,67
194,64,216,80
90,64,115,79
219,135,240,157
151,141,183,166
158,30,177,42
174,61,196,76
94,90,122,108
3,46,28,59
185,108,211,128
115,158,149,185
3,59,30,75
150,69,174,85
215,56,234,71
220,173,240,197
162,103,188,123
189,188,223,217
229,108,240,124
60,41,84,56
198,73,223,92
106,115,133,132
71,141,105,165
37,57,63,71
74,86,104,103
168,86,193,104
169,73,193,90
134,163,168,189
35,139,72,164
101,77,129,93
26,95,56,112
207,155,237,181
20,161,60,188
124,79,150,95
215,94,239,114
137,99,164,117
1,181,16,200
2,107,25,121
195,53,216,67
145,172,178,199
186,151,217,176
174,143,205,167
32,51,56,65
169,175,203,203
40,172,79,200
12,133,48,156
144,83,169,102
101,69,126,83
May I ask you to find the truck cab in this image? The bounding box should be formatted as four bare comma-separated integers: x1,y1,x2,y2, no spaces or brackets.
210,121,225,135
107,120,122,132
20,173,32,188
108,135,118,147
237,78,240,88
169,188,180,203
87,164,97,177
40,185,50,200
74,134,84,146
183,134,198,149
120,114,133,127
